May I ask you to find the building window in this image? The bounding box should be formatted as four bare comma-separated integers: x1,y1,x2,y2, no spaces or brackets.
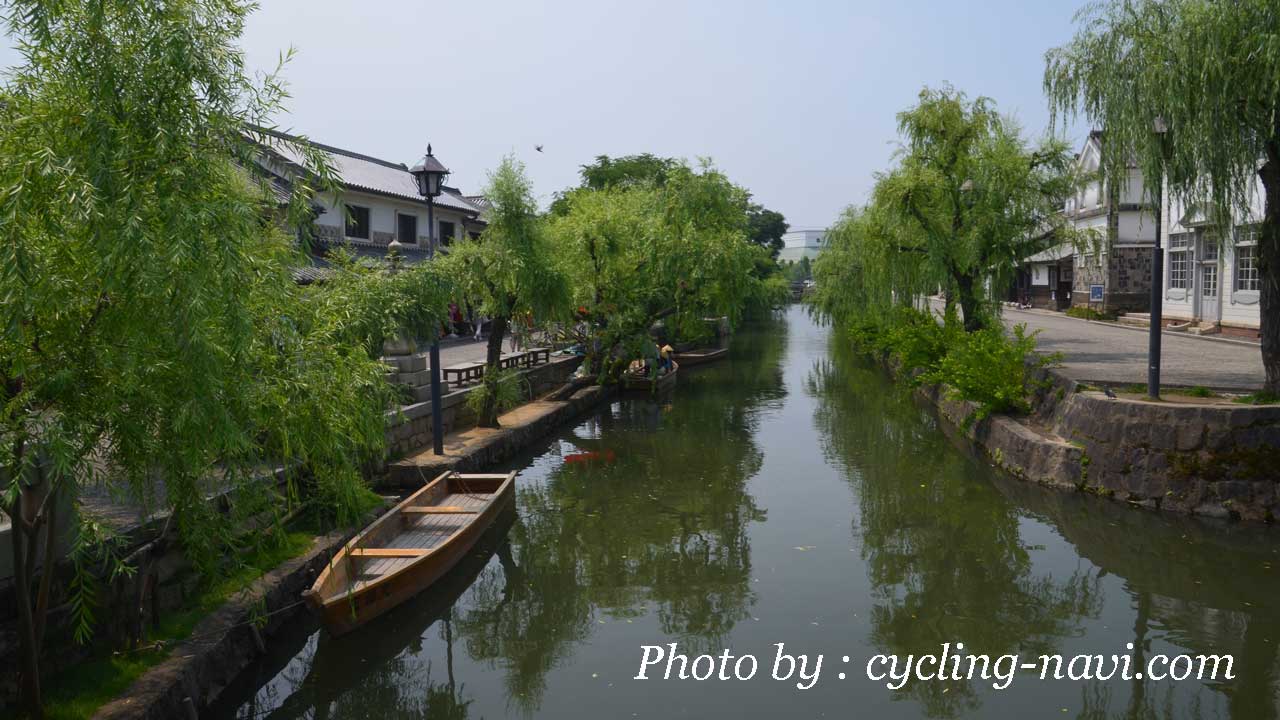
1236,225,1260,292
1169,250,1189,289
1201,232,1219,261
397,213,418,245
438,220,456,246
345,204,370,240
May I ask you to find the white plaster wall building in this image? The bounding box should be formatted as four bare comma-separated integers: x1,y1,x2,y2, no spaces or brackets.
778,229,826,263
253,128,485,271
1067,132,1159,311
1159,176,1263,338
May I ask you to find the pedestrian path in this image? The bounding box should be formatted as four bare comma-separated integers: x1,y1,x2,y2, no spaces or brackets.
998,305,1265,390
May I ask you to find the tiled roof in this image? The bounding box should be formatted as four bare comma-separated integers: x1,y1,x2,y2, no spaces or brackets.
1024,243,1074,264
255,128,482,215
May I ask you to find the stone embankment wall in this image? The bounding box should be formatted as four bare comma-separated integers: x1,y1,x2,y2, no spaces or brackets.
382,354,582,457
917,365,1280,523
0,469,294,706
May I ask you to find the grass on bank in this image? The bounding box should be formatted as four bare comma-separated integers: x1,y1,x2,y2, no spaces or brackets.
1234,390,1280,405
31,530,316,720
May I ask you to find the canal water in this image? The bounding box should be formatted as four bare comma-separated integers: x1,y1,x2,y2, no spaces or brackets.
211,306,1280,719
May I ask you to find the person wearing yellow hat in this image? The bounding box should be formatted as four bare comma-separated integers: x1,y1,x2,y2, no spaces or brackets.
658,344,675,374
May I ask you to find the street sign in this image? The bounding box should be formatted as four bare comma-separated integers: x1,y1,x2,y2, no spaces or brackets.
1089,284,1104,303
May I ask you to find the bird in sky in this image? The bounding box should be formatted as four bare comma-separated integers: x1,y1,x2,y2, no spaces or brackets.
535,144,544,153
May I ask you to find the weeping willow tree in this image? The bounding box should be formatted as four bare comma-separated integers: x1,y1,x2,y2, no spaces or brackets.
818,87,1076,332
0,0,452,713
1045,0,1280,393
444,157,570,427
810,203,933,325
547,160,767,377
883,87,1076,330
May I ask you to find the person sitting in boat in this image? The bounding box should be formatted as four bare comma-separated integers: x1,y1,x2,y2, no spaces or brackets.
658,344,674,374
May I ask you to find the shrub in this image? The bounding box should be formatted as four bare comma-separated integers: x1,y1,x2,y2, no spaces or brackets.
1065,306,1117,321
466,368,527,418
921,323,1056,422
879,308,954,378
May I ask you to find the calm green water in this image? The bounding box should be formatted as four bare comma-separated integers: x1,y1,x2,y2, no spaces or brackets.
212,306,1280,720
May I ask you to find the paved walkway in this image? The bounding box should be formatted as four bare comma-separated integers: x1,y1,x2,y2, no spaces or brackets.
429,334,545,369
999,306,1265,390
925,299,1265,390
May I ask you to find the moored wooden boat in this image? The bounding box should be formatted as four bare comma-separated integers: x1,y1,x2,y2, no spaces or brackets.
622,362,678,393
304,471,516,635
672,346,728,367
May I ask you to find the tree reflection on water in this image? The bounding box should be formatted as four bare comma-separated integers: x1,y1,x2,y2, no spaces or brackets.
808,331,1280,720
807,338,1104,718
453,318,788,712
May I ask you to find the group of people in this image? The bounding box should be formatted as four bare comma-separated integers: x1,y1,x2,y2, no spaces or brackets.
445,302,487,342
629,342,676,377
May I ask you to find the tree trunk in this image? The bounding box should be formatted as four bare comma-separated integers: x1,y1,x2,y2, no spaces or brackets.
954,273,985,332
1259,159,1280,394
479,315,509,428
10,495,44,718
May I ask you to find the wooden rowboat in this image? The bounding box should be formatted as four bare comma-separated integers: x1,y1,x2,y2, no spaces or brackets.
672,346,728,367
304,471,516,635
622,362,678,393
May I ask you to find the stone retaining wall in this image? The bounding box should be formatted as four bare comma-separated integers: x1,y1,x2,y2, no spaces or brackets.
91,517,373,720
385,383,615,488
910,363,1280,523
383,355,581,457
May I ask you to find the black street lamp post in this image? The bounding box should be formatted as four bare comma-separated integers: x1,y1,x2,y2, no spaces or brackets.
1148,118,1168,399
410,146,451,455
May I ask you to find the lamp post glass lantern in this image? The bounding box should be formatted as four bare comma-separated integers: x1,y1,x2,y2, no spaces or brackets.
409,145,451,455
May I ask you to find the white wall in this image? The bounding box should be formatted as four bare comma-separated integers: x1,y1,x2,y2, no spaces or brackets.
1118,169,1148,205
314,190,468,245
1117,210,1157,244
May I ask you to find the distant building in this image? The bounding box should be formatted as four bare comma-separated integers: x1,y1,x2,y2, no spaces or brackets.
1067,131,1158,312
778,230,826,263
251,128,486,280
1010,241,1074,311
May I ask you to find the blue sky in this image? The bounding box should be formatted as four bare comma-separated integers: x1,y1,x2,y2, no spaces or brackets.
0,0,1092,230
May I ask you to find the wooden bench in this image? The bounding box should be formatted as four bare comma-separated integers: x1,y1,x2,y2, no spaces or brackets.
498,352,526,371
442,362,484,386
524,347,551,366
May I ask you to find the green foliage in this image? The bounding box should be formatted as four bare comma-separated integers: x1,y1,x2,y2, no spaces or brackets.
547,159,767,369
1185,385,1215,398
844,310,1056,423
1045,0,1280,392
813,87,1077,334
443,157,568,426
1065,306,1118,321
783,256,812,282
444,156,569,330
745,203,789,258
0,2,444,707
465,368,527,418
921,324,1056,422
40,531,315,720
1233,390,1280,405
66,516,135,646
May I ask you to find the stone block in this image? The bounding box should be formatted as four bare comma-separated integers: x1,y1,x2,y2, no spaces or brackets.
397,369,431,387
385,354,428,373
